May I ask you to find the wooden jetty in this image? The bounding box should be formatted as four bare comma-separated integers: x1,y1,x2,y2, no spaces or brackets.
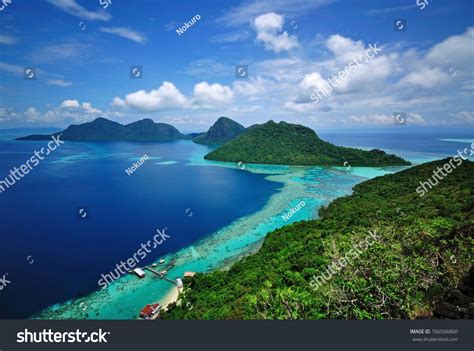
143,266,177,285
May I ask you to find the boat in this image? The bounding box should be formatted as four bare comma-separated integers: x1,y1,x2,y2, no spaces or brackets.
152,263,157,267
159,258,165,264
160,270,167,276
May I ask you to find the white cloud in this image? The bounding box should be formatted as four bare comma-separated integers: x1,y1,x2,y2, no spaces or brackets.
348,113,425,125
99,27,147,44
81,102,102,114
299,72,329,92
59,99,102,114
217,0,333,27
426,27,474,69
450,111,474,125
227,105,262,113
254,12,284,32
192,82,234,107
0,62,22,75
113,82,188,112
283,101,316,113
47,79,72,87
25,107,40,121
46,0,111,21
407,112,426,125
253,12,298,53
1,100,107,126
0,34,17,45
399,67,451,88
210,30,250,43
30,42,95,64
326,34,366,64
60,99,80,108
233,76,275,96
113,81,234,112
111,97,127,108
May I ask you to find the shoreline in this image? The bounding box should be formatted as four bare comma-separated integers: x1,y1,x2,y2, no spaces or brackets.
34,148,394,320
161,286,181,310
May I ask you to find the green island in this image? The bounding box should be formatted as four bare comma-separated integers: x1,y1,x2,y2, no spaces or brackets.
163,159,473,319
16,117,187,142
205,120,410,166
193,116,246,145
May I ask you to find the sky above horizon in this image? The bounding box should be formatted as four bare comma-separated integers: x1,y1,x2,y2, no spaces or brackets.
0,0,473,132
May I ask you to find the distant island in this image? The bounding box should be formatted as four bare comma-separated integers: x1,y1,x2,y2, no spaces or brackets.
193,116,246,145
16,116,246,144
17,117,409,167
163,159,474,319
205,120,410,167
17,118,188,142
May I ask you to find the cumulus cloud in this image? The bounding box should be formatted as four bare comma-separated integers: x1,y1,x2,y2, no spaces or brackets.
233,76,276,97
1,100,107,126
25,107,40,121
112,81,234,112
192,82,234,107
399,67,451,88
396,27,474,90
112,82,188,112
253,12,298,53
60,99,80,108
56,100,103,120
426,27,474,69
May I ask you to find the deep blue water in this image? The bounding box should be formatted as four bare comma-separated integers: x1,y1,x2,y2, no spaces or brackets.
0,140,281,318
319,127,474,160
1,128,472,319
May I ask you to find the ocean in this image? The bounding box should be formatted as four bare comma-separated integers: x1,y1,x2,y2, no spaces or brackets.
0,128,472,319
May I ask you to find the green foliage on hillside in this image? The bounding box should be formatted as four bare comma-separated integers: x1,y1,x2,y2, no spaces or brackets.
17,118,185,142
193,116,246,145
163,159,473,319
205,121,410,166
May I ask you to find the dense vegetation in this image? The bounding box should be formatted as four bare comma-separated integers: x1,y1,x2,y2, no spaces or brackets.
17,118,186,141
205,121,410,166
193,116,246,145
163,159,473,319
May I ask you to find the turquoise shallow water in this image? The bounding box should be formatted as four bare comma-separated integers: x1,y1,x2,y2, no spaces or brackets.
36,146,402,319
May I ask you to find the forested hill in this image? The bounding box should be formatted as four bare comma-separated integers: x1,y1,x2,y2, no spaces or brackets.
204,121,410,167
163,159,473,319
16,118,185,142
193,116,246,145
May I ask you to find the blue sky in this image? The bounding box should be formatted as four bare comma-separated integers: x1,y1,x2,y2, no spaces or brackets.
0,0,473,131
